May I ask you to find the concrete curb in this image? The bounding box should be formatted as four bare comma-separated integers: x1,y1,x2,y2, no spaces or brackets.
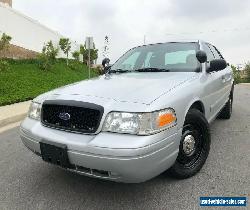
0,101,31,128
0,113,27,128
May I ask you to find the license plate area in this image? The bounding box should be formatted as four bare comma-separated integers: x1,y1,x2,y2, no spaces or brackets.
40,140,71,169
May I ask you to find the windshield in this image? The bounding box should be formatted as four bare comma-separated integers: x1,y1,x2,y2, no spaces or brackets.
111,42,200,72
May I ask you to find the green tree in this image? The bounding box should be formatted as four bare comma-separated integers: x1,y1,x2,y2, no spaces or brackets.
38,41,59,70
0,33,12,55
0,33,12,71
59,38,71,65
72,50,80,61
79,44,87,64
244,62,250,82
79,43,98,65
91,47,98,64
231,65,241,84
0,60,10,72
43,40,59,61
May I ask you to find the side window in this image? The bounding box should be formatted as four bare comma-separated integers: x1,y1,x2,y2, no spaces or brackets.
213,46,224,59
203,44,214,61
208,44,222,59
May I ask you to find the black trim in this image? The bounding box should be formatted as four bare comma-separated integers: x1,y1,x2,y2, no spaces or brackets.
40,140,71,169
41,100,104,134
42,100,104,110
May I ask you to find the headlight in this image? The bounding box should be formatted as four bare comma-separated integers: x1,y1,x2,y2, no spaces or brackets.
102,108,177,135
28,102,41,120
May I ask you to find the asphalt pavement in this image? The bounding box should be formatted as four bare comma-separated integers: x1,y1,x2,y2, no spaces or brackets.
0,85,249,210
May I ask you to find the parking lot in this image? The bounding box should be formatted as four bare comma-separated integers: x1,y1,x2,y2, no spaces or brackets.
0,84,249,210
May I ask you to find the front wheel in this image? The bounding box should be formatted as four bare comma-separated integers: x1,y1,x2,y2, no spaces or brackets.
168,109,211,179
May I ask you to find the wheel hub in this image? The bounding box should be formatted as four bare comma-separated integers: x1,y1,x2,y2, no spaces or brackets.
182,135,196,155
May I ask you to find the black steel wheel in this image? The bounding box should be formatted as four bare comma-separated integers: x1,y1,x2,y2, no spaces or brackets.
218,85,234,120
168,109,211,179
218,97,233,119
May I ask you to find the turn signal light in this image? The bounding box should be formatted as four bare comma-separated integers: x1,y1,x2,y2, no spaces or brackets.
158,113,176,127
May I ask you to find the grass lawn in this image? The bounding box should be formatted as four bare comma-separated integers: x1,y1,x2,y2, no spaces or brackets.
0,59,99,106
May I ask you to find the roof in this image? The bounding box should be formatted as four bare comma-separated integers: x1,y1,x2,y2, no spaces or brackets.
161,38,201,43
131,39,206,50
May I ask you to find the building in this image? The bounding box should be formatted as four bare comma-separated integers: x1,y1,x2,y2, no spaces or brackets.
0,0,79,59
1,0,11,7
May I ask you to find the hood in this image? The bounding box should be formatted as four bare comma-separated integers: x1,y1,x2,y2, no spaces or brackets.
37,72,197,105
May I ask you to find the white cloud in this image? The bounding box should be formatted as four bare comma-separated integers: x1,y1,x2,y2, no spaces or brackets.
13,0,250,64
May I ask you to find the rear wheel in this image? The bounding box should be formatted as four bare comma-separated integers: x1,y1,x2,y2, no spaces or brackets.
168,109,210,179
218,96,233,119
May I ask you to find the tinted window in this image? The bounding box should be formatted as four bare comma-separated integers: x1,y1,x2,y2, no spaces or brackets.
165,50,196,65
142,52,153,68
121,51,140,70
208,44,222,59
215,47,224,59
203,44,214,61
111,42,200,72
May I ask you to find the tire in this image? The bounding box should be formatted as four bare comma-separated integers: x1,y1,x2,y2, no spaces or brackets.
168,109,211,179
218,90,233,119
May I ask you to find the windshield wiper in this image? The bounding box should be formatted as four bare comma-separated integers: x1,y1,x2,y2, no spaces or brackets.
134,68,170,72
109,68,170,74
109,69,132,73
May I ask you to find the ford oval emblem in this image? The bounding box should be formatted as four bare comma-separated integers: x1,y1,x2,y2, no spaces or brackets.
59,112,71,121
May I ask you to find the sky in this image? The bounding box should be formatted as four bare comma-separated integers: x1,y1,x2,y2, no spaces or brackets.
13,0,250,65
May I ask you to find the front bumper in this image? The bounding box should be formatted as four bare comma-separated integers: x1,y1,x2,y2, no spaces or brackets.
20,117,181,183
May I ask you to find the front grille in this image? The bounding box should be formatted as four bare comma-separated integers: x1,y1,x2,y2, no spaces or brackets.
41,100,104,133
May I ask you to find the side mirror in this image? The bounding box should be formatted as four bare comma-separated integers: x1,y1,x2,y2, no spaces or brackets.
102,58,111,73
208,59,227,72
102,58,110,68
196,50,207,63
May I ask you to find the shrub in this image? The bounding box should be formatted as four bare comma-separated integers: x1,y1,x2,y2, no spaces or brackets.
38,41,59,70
0,33,12,52
96,65,104,75
2,58,39,65
37,53,52,71
72,51,80,61
43,41,59,61
0,33,12,72
0,59,10,72
68,62,79,71
79,44,98,65
0,60,98,106
231,65,241,84
245,62,250,82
